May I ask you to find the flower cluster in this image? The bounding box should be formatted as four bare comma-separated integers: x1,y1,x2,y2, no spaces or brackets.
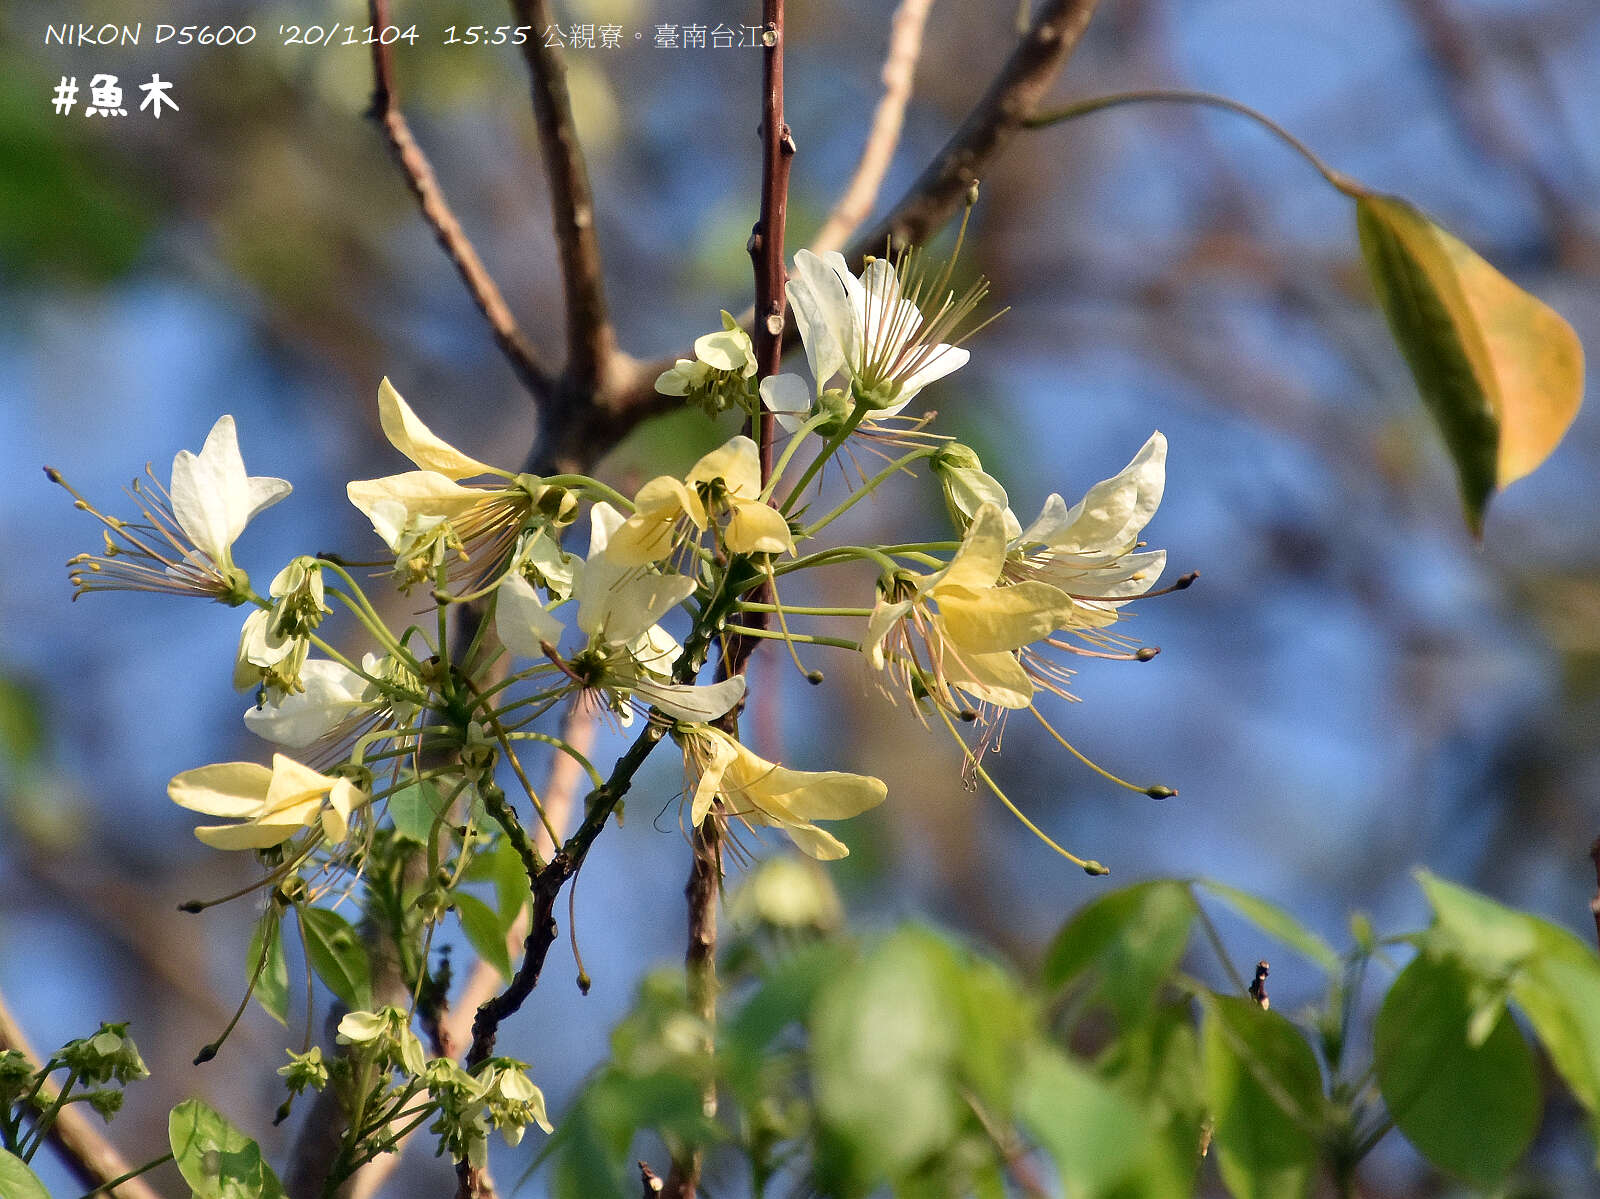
53,242,1182,1164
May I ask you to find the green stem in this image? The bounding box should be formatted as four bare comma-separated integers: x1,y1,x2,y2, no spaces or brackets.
722,624,861,651
761,409,838,500
18,1066,78,1159
736,601,875,617
69,1152,174,1199
779,407,867,515
539,474,636,511
502,730,605,789
1027,89,1361,196
801,444,940,536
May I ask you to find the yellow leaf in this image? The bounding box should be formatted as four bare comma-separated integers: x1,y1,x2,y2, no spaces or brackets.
1356,194,1584,533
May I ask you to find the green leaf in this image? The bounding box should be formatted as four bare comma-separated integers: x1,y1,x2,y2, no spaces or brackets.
811,928,1027,1191
1415,871,1600,1160
1200,995,1323,1199
246,917,290,1027
386,779,449,845
168,1099,286,1199
454,890,513,982
489,836,533,928
1042,880,1196,1024
1356,193,1584,535
298,907,372,1011
1375,954,1540,1185
1016,1044,1151,1196
1193,880,1340,974
0,674,45,771
0,1149,50,1199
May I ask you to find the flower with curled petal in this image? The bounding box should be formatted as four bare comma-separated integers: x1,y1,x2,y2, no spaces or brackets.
496,504,746,724
346,379,575,589
605,435,793,567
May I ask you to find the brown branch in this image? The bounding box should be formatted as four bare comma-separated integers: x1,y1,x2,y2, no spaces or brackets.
366,0,551,401
809,0,936,256
1589,838,1600,956
843,0,1101,258
509,0,617,399
0,990,162,1199
555,0,1102,473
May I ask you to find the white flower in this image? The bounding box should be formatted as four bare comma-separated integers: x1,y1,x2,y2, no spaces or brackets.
55,415,288,602
1008,432,1168,625
677,725,888,859
776,249,973,416
494,506,745,723
244,653,422,748
169,415,293,574
605,436,793,567
347,379,574,588
864,504,1080,714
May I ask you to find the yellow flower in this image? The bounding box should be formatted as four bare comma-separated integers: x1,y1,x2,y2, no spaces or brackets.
346,379,574,587
863,504,1079,713
168,753,367,850
678,726,887,860
606,436,793,567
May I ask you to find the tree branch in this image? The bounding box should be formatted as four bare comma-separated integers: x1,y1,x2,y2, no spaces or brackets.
809,0,936,256
0,990,162,1199
560,0,1102,472
508,0,617,400
844,0,1100,256
367,0,552,401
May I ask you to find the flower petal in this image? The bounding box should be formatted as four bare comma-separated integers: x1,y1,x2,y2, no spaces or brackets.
725,500,795,556
787,249,850,387
937,504,1010,592
495,574,568,659
945,649,1033,710
243,659,369,748
377,378,496,479
193,820,301,850
935,580,1076,655
168,761,272,817
688,436,762,501
170,415,252,565
631,675,747,722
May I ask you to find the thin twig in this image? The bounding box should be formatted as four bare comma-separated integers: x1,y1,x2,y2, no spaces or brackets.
0,991,162,1199
508,0,616,398
665,15,793,1196
367,0,551,400
809,0,936,256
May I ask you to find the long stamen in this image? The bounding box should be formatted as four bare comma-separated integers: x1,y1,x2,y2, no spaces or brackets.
1028,705,1177,799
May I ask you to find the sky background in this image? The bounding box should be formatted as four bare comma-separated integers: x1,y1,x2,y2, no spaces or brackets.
3,0,1598,1194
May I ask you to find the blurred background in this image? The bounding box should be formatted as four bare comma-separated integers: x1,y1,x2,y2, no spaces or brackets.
2,0,1598,1193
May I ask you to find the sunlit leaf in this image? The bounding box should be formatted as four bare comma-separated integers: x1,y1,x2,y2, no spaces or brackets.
0,1149,50,1199
1356,193,1584,534
1016,1044,1151,1196
1200,995,1323,1199
386,779,448,846
1375,954,1539,1185
168,1099,285,1199
298,907,372,1011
